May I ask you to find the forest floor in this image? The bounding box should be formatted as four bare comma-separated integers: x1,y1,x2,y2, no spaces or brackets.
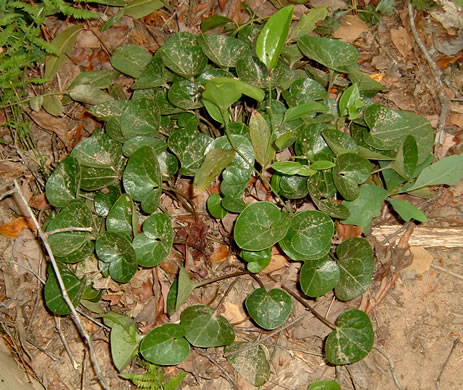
0,0,463,389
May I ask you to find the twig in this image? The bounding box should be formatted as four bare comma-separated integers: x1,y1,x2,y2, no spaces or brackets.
54,316,79,370
13,180,110,390
407,0,449,148
0,188,17,200
430,264,463,281
224,312,308,357
46,227,94,236
436,338,460,389
374,345,404,390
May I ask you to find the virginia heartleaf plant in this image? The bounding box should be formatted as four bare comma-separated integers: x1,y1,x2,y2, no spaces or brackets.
40,5,463,387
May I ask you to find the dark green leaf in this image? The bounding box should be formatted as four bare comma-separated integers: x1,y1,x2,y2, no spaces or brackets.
325,309,374,364
308,173,350,219
335,238,374,301
168,80,203,109
388,197,427,222
198,34,249,67
201,15,233,32
95,231,138,283
279,174,310,199
132,56,169,89
71,132,122,168
122,136,167,157
46,156,80,207
333,153,371,200
110,45,151,78
207,193,228,219
80,163,123,191
121,97,160,138
234,202,291,251
140,323,190,365
235,56,287,89
284,102,329,122
133,213,173,267
300,257,340,298
69,85,114,105
55,241,94,264
322,129,358,156
295,123,333,162
245,288,292,330
106,194,135,238
282,78,327,107
389,134,418,179
279,210,333,260
181,305,235,347
194,148,235,194
124,0,164,19
308,380,341,390
240,248,272,273
290,7,328,39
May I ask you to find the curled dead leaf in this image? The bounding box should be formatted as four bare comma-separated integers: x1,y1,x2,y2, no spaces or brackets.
209,244,230,264
0,217,35,238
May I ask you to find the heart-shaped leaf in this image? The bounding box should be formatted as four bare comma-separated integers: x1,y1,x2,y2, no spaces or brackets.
122,136,167,157
198,34,249,67
282,77,327,107
234,202,291,251
140,323,190,365
168,80,203,109
159,32,208,78
207,193,228,219
246,288,292,330
132,212,173,267
95,185,121,217
168,129,212,175
46,200,93,257
240,248,272,273
295,123,333,162
256,6,294,70
181,305,235,347
80,162,124,191
55,240,94,264
389,134,418,179
45,156,80,207
300,257,340,298
71,132,122,169
44,264,85,315
120,97,160,139
95,231,138,283
279,174,310,200
335,238,374,301
225,342,270,386
297,36,358,72
279,210,333,260
333,153,371,200
341,184,388,233
325,309,374,364
221,167,250,199
106,194,135,239
235,56,287,88
110,45,151,78
322,129,358,156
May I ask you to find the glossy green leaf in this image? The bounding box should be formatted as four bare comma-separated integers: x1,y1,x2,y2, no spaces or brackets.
55,240,94,264
290,7,328,39
279,210,333,260
80,163,123,191
198,34,249,67
69,84,114,105
240,248,272,273
341,184,388,233
44,264,85,315
208,135,253,173
333,153,371,200
95,231,138,283
207,193,228,219
295,123,333,162
322,129,358,156
71,132,122,168
246,288,292,330
168,129,212,175
132,56,169,89
87,99,128,120
272,161,313,176
221,196,246,213
338,83,364,120
234,202,291,251
69,70,119,89
235,56,287,89
221,168,251,199
122,136,167,157
308,173,350,219
389,134,418,179
311,160,335,170
140,323,190,365
256,6,294,70
168,80,203,109
283,78,327,107
351,123,395,160
325,309,374,364
46,200,93,257
388,197,427,222
123,145,161,205
124,0,164,19
175,267,197,312
201,15,233,32
110,45,151,78
249,110,274,168
284,102,329,122
335,238,374,301
45,25,82,80
297,36,358,72
401,153,463,192
133,213,173,267
159,32,208,78
308,380,341,390
120,97,160,138
225,342,270,386
300,257,340,298
279,174,310,199
103,312,141,371
46,156,80,207
194,148,235,194
106,194,135,238
181,305,235,347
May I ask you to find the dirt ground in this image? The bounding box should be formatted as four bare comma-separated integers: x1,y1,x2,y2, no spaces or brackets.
0,0,463,389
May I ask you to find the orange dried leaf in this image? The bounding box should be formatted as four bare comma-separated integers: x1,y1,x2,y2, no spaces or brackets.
0,217,35,238
370,73,384,82
29,194,49,210
209,244,229,263
337,221,362,241
260,254,289,274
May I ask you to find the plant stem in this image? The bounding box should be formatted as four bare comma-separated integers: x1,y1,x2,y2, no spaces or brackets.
0,91,69,109
13,180,110,390
282,285,337,330
195,271,250,288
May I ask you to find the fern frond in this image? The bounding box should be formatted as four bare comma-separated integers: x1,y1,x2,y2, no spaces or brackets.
30,36,61,55
45,0,100,19
0,13,20,27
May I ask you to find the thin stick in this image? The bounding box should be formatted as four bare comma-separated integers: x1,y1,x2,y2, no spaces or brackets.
46,227,94,236
430,264,463,281
374,345,404,390
436,338,459,389
13,181,110,390
54,316,79,370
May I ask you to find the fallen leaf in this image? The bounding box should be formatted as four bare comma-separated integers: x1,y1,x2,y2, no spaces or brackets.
29,111,70,147
209,244,230,264
402,246,433,275
261,254,289,274
29,193,49,211
332,15,369,43
390,27,414,58
0,161,27,179
336,221,363,241
0,217,35,238
449,113,463,130
221,301,247,324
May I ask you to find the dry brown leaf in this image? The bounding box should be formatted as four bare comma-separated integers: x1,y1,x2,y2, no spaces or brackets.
449,113,463,130
209,244,229,264
332,15,369,43
261,254,289,274
0,217,35,238
29,193,49,210
221,301,247,324
403,246,434,275
337,221,362,241
0,161,27,179
390,27,414,58
29,111,70,147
